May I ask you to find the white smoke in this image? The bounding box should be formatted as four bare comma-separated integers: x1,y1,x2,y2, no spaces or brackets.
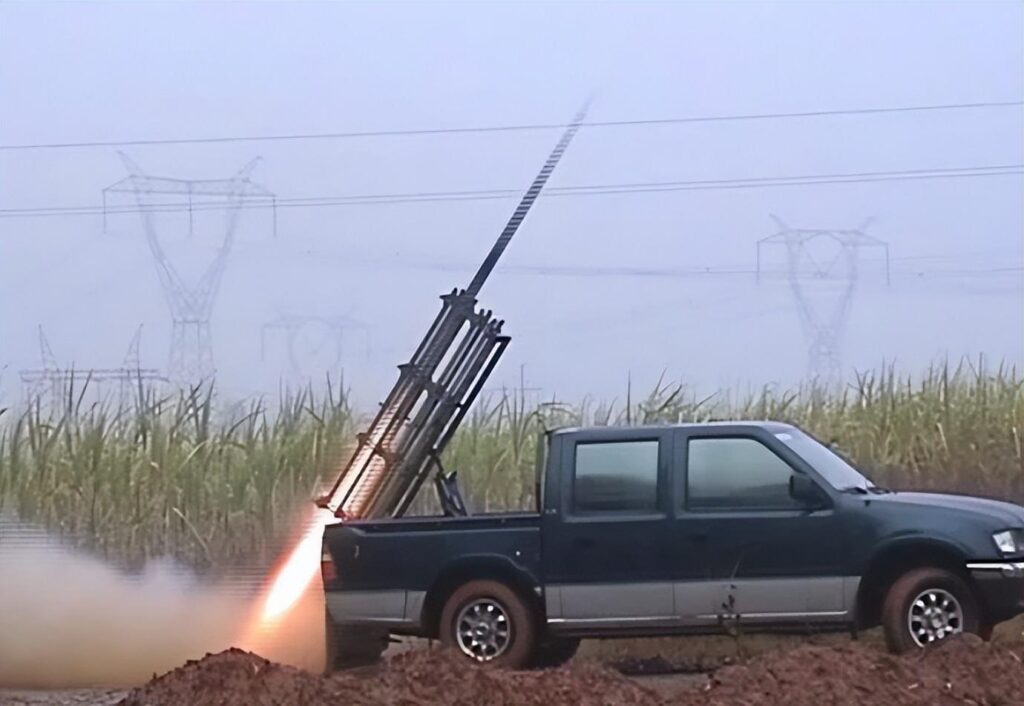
0,521,324,687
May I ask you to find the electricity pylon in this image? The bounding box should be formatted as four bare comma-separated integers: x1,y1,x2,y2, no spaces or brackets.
106,156,273,386
19,325,165,408
260,314,371,382
756,216,889,384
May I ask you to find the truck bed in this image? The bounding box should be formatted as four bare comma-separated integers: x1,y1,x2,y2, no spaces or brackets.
322,513,541,633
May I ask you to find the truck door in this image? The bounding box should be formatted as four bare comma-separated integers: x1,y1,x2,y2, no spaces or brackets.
541,429,675,625
673,428,851,623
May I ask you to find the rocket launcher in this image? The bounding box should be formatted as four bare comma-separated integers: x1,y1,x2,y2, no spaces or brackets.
319,107,587,519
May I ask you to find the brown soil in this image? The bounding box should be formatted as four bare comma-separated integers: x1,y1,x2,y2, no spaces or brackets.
682,634,1024,705
116,648,655,706
114,649,344,706
118,635,1024,706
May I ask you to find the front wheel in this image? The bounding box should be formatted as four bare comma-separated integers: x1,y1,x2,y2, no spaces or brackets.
881,567,981,653
439,579,537,668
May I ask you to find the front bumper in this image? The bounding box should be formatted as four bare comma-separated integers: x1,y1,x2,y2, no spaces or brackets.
968,561,1024,623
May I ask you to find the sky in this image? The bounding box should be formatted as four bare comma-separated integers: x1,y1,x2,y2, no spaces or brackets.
1,0,1022,407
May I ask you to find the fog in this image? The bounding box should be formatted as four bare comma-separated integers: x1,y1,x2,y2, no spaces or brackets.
1,1,1021,408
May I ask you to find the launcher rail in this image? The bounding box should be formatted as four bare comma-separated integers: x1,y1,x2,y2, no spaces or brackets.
319,106,586,519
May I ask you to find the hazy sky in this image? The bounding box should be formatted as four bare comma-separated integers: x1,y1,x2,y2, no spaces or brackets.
1,0,1022,406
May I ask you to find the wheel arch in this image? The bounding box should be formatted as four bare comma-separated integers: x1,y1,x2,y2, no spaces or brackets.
421,555,543,639
855,537,971,630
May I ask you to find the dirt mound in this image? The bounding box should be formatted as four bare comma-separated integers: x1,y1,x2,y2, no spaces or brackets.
342,649,657,705
677,635,1024,705
117,648,656,706
116,649,345,706
119,637,1024,706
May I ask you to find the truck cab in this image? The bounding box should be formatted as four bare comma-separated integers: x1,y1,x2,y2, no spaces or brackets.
322,421,1024,668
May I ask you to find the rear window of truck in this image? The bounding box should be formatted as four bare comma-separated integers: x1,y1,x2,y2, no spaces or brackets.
572,439,659,513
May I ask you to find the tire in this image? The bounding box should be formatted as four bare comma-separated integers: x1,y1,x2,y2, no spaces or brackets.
324,613,388,672
881,567,981,653
530,637,580,668
439,579,537,668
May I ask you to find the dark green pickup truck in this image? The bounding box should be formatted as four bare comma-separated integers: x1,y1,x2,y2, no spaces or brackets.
322,421,1024,668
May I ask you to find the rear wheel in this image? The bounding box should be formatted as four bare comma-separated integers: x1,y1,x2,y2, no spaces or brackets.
439,579,537,668
881,567,980,653
324,614,388,672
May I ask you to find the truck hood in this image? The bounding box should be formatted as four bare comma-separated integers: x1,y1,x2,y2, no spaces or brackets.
870,491,1024,527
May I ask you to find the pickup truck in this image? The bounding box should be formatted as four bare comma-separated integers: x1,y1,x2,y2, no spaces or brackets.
321,421,1024,669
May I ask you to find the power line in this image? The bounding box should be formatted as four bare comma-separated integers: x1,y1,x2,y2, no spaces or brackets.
291,251,1024,280
2,100,1021,151
3,163,1021,220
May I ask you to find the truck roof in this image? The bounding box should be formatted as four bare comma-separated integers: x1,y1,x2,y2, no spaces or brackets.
549,420,797,436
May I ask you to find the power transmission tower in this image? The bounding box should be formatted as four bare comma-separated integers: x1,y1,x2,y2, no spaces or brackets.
105,156,274,386
756,216,890,384
19,325,165,409
260,314,371,382
21,326,60,404
102,162,278,238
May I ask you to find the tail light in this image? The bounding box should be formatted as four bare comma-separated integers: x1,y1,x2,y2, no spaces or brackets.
321,546,337,585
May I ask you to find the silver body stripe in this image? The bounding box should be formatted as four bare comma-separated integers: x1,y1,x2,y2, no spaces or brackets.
326,590,426,628
558,582,675,620
550,577,859,627
326,578,861,632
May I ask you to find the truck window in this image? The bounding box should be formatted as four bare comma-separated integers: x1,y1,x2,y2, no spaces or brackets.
573,440,659,513
686,437,801,510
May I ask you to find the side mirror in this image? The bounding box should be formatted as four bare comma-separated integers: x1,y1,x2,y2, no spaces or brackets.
789,474,824,506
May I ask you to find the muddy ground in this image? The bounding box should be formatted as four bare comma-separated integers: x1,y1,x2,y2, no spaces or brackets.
6,633,1024,706
0,671,692,705
0,689,127,706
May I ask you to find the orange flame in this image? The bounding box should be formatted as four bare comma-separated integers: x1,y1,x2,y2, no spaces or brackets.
258,507,333,624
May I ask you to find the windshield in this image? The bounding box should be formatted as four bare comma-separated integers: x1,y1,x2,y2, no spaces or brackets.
774,429,874,490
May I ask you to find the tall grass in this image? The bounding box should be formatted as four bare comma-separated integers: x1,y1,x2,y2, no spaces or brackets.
434,360,1024,512
0,378,354,571
0,360,1021,571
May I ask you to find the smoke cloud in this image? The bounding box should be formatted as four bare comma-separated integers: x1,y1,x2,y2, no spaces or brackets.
0,523,324,688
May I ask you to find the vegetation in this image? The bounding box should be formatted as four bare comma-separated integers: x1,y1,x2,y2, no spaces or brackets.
0,359,1021,572
452,358,1024,512
0,380,354,571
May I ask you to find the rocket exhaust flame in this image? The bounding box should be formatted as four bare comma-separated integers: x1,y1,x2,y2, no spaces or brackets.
228,507,332,673
256,507,333,625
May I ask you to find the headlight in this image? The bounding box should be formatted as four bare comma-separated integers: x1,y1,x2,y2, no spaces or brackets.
993,530,1020,555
